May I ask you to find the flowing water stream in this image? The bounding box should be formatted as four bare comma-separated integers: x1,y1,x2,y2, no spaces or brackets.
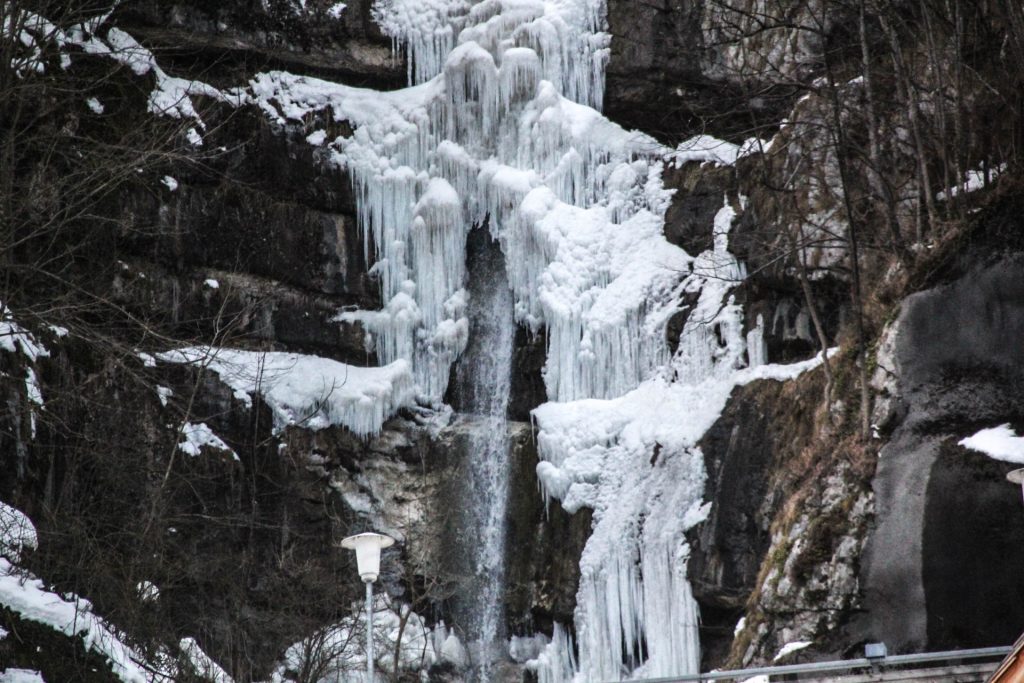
452,228,516,679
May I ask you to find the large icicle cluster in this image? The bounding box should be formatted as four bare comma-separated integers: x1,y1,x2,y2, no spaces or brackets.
244,0,827,679
531,205,831,681
373,0,609,108
255,0,683,407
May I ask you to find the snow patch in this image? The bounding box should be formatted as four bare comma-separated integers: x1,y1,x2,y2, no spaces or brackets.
0,670,46,683
273,600,442,681
180,637,234,683
306,129,328,145
0,501,37,562
86,97,104,114
161,175,179,191
0,304,49,362
936,163,1005,201
178,422,239,460
959,424,1024,465
157,347,415,438
0,557,150,682
136,581,159,603
774,640,812,661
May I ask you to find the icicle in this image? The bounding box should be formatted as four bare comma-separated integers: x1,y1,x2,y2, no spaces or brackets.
499,46,542,109
746,313,767,368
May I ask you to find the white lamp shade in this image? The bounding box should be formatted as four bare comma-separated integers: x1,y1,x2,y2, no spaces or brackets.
340,532,395,583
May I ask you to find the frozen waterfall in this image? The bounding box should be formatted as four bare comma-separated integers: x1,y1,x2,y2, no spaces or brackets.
250,0,751,678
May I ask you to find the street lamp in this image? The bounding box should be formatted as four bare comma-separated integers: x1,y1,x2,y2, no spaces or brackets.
341,532,395,682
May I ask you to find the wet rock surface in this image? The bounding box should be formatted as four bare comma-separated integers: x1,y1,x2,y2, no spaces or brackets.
116,0,405,88
603,0,798,141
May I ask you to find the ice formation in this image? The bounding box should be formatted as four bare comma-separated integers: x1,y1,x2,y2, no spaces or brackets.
251,1,681,407
244,0,741,678
532,205,832,681
239,0,829,678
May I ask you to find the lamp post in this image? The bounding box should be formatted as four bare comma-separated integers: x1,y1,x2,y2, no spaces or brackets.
341,532,395,683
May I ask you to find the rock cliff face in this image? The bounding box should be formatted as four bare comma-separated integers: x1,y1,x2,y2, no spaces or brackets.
2,0,1024,680
858,248,1024,653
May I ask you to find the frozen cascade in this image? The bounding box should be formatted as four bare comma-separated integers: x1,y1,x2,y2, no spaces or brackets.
248,0,740,678
310,0,686,409
451,230,516,679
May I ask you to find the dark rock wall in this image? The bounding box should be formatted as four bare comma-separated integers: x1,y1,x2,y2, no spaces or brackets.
857,254,1024,652
116,0,405,88
604,0,799,141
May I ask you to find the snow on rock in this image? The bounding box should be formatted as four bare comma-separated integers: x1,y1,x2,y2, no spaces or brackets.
667,135,742,167
0,501,37,561
936,163,1005,201
0,670,46,683
665,135,775,168
178,422,239,460
0,304,49,362
959,424,1024,465
203,278,219,289
136,581,159,603
774,640,813,661
0,305,49,439
50,22,230,128
0,556,150,683
180,637,234,683
161,175,179,191
157,347,415,438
